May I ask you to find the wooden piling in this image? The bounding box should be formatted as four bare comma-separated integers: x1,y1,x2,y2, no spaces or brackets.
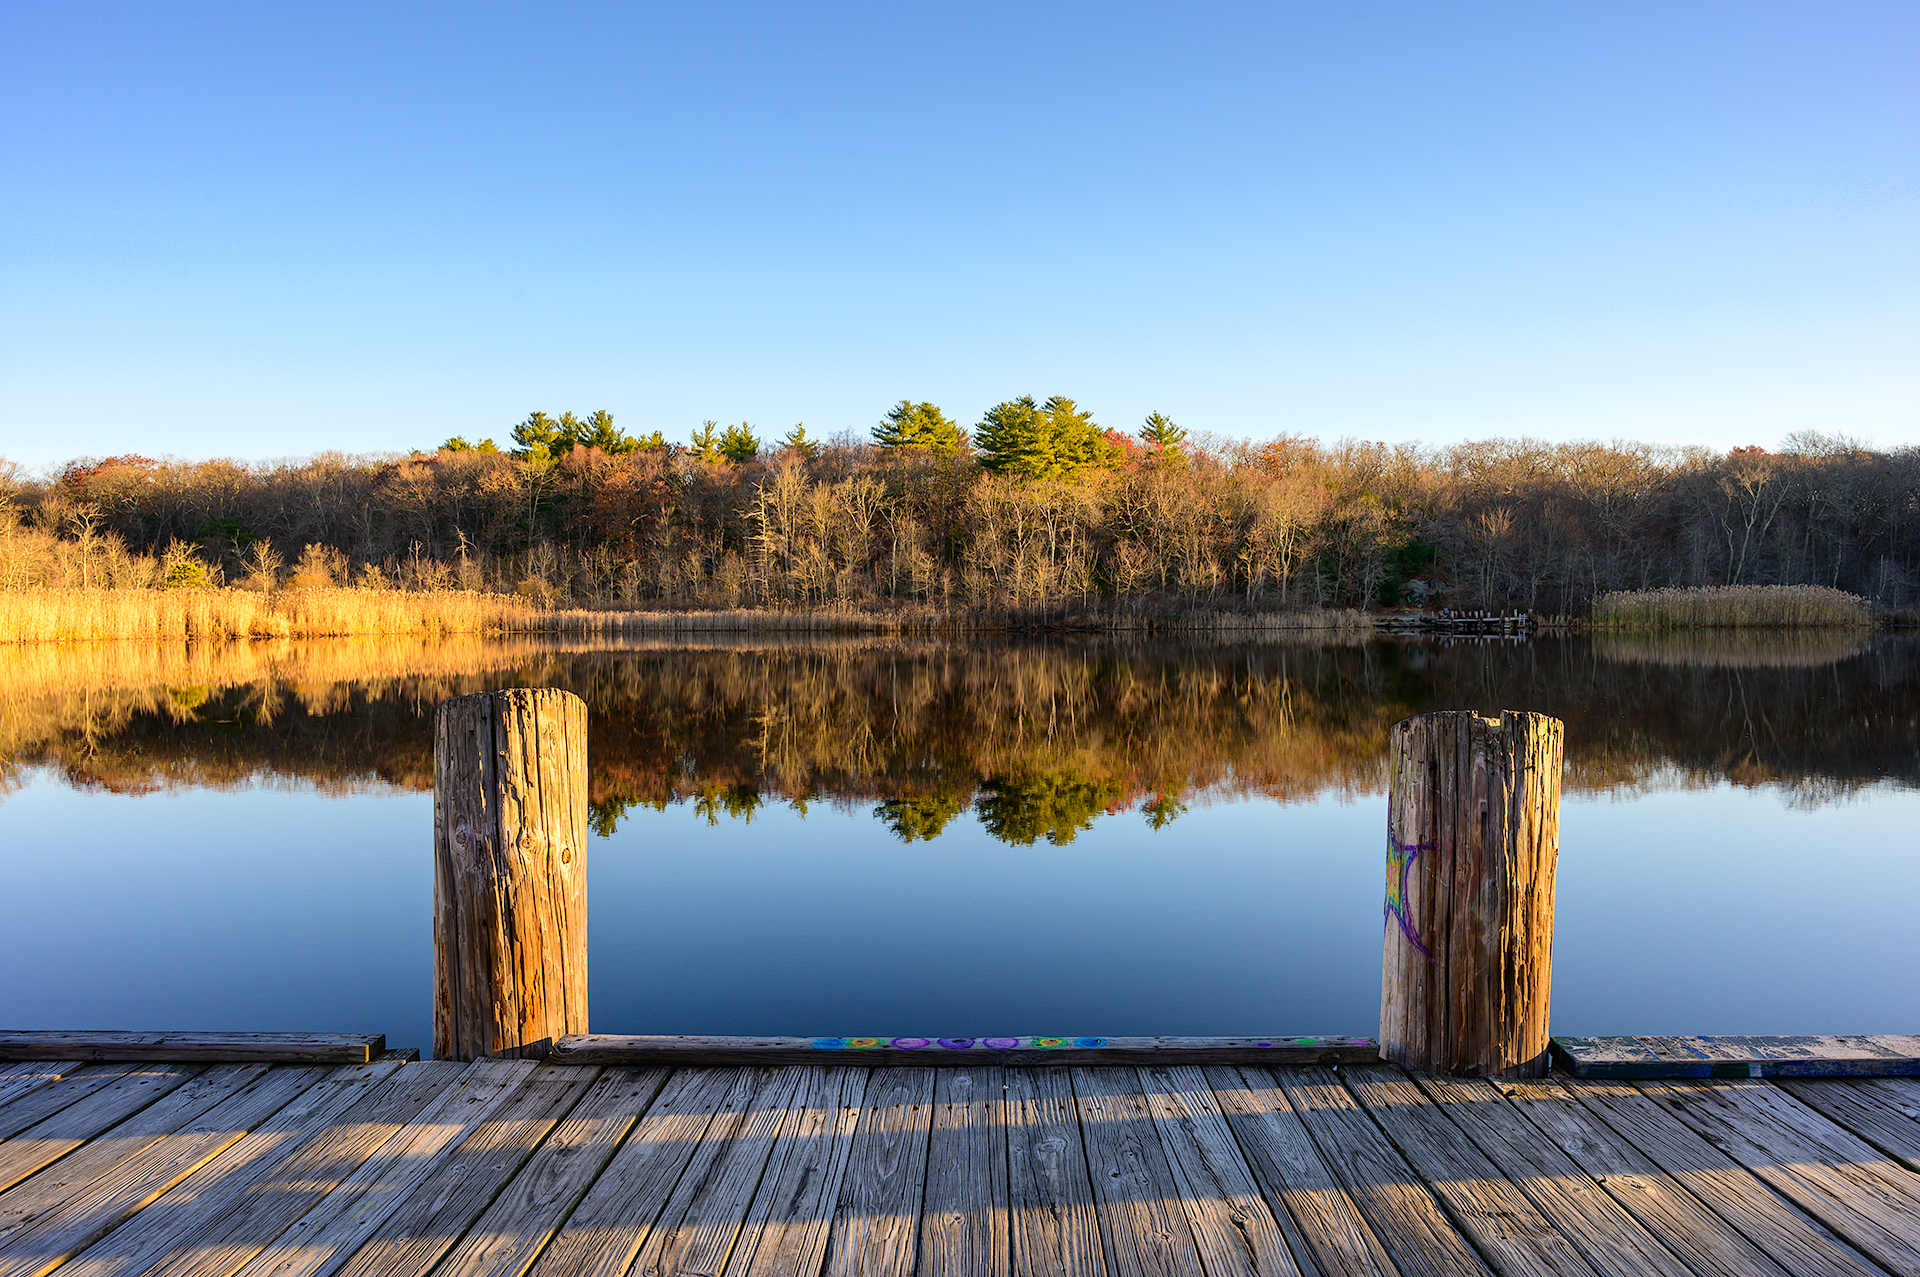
1381,710,1563,1077
433,688,589,1061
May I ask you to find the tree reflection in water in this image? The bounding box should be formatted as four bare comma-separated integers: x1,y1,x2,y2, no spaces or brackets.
3,632,1914,842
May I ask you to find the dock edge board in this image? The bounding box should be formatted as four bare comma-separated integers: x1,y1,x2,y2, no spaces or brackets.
550,1033,1381,1067
0,1031,386,1064
1552,1034,1920,1079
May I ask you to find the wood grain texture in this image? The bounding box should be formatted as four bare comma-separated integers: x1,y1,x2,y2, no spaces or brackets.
1341,1065,1599,1277
430,1066,668,1277
0,1036,381,1066
52,1060,409,1277
917,1067,1008,1277
0,1065,201,1195
723,1067,867,1277
1775,1078,1920,1173
824,1068,936,1277
1071,1067,1204,1277
1554,1035,1920,1079
1006,1068,1103,1277
1204,1065,1396,1277
434,688,589,1062
631,1067,805,1277
0,1067,84,1114
225,1059,535,1277
1269,1068,1489,1277
525,1066,748,1277
1407,1074,1688,1276
1134,1065,1301,1277
1382,711,1562,1077
0,1068,324,1277
0,1065,269,1248
324,1064,600,1277
130,1061,468,1277
1633,1077,1920,1276
1491,1078,1798,1277
0,1067,151,1143
552,1035,1378,1068
1562,1077,1884,1277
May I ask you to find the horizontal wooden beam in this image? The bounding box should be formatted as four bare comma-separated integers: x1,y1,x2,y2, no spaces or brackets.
0,1031,386,1064
550,1034,1380,1067
1552,1034,1920,1079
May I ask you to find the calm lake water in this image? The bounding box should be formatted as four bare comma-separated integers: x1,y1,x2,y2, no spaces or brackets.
3,631,1915,1057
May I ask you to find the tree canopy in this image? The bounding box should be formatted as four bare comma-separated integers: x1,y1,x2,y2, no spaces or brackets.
781,425,823,460
975,396,1118,481
1138,412,1188,466
874,401,967,454
719,423,762,464
509,410,649,462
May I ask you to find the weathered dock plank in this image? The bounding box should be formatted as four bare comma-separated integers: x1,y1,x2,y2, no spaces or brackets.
552,1034,1379,1068
0,1065,270,1248
9,1053,1920,1277
1561,1076,1885,1277
1635,1077,1920,1276
428,1067,668,1277
1340,1064,1602,1277
225,1058,534,1277
130,1060,466,1277
324,1063,600,1277
1135,1065,1301,1277
0,1065,201,1195
0,1067,322,1277
1776,1077,1920,1174
1492,1078,1797,1277
824,1067,936,1277
723,1066,867,1277
1005,1067,1103,1277
1409,1073,1691,1276
0,1035,384,1066
1553,1035,1920,1079
0,1067,155,1144
1271,1068,1489,1277
917,1066,1008,1277
53,1060,406,1277
0,1066,84,1115
1205,1065,1397,1277
631,1066,805,1277
525,1066,750,1277
1072,1066,1206,1277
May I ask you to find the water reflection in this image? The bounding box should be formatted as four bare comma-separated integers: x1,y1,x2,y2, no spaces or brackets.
5,632,1917,1045
4,632,1914,836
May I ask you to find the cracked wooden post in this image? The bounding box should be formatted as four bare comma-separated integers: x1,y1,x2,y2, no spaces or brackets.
1382,710,1563,1077
433,688,588,1061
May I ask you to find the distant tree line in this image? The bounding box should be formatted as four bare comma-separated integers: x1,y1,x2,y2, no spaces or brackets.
5,400,1918,613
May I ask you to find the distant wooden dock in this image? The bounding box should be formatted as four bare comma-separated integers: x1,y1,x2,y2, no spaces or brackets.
3,1044,1920,1277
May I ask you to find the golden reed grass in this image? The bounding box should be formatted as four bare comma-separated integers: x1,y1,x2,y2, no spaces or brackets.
0,589,912,643
1590,584,1870,629
0,587,1378,644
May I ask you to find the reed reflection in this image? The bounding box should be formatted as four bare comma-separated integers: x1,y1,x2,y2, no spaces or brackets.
3,633,1914,842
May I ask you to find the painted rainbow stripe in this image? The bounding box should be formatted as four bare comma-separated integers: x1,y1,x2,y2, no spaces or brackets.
805,1036,1370,1052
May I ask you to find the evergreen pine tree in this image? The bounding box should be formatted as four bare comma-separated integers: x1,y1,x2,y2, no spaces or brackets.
873,400,966,453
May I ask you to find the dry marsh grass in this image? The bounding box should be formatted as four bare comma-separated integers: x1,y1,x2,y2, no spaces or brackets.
0,587,552,643
1591,584,1871,629
0,586,1375,644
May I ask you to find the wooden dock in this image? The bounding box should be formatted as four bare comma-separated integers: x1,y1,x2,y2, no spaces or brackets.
3,1052,1919,1277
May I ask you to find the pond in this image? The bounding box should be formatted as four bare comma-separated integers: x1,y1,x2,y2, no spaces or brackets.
2,631,1916,1057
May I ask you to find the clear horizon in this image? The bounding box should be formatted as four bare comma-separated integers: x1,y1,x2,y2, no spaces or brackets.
4,1,1915,471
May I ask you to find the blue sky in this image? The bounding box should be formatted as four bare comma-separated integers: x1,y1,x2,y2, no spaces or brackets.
3,1,1914,469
